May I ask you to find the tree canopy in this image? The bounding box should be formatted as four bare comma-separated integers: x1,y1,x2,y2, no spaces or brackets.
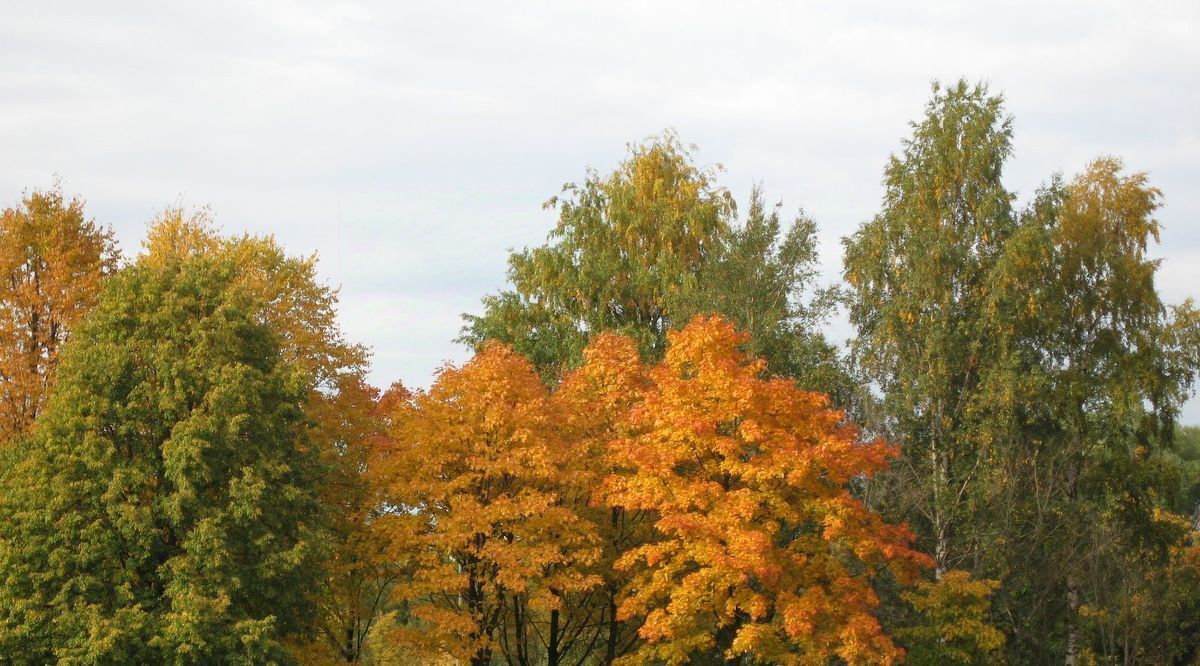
461,132,849,403
1,80,1198,665
0,254,325,664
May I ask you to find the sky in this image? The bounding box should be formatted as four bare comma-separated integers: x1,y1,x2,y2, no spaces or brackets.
2,1,1198,421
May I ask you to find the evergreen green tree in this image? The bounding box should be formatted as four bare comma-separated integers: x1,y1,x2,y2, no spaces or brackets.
0,255,325,664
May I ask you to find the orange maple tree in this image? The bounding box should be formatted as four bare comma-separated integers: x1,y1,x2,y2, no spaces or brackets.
300,376,399,664
597,315,931,665
0,186,117,444
372,342,601,666
549,332,655,662
371,317,932,664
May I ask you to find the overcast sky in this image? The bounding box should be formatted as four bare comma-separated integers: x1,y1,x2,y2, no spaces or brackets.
2,1,1198,420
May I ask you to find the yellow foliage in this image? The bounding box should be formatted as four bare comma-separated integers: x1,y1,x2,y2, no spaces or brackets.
0,186,118,443
372,343,602,664
898,570,1004,665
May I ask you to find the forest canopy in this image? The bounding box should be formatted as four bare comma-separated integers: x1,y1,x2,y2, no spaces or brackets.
1,80,1198,665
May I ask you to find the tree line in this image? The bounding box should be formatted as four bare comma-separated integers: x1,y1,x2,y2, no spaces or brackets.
1,79,1198,664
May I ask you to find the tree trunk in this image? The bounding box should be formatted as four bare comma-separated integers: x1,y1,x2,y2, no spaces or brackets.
1064,574,1080,666
931,441,949,580
605,593,619,665
1064,430,1083,666
467,560,493,666
548,608,561,666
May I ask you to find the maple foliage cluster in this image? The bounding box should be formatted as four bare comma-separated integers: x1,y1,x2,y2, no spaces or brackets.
1,79,1200,665
370,319,932,665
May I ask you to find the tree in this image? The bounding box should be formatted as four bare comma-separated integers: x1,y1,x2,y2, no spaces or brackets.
601,316,930,664
140,208,367,386
844,80,1200,663
0,185,118,445
0,254,325,663
1163,425,1200,519
461,133,847,402
843,79,1017,579
462,135,862,661
981,158,1200,663
1096,512,1200,664
896,571,1004,665
549,332,656,664
139,208,387,663
301,378,398,665
372,343,601,666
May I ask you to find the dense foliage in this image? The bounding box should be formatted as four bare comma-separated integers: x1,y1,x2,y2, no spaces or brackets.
0,255,324,663
1,79,1197,664
459,133,852,407
844,81,1200,664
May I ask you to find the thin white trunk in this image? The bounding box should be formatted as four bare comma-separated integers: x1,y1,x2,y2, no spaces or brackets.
931,441,948,580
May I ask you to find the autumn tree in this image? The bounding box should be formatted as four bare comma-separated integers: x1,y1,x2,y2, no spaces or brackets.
140,208,388,663
0,254,326,663
600,316,930,664
302,379,397,665
549,332,655,664
896,571,1004,665
845,80,1200,663
372,343,601,666
0,185,118,445
459,134,865,662
461,132,849,403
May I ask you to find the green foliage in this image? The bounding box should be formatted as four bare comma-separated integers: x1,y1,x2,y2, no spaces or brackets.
0,255,326,664
898,571,1005,665
1111,524,1200,664
460,132,850,402
1166,426,1200,517
981,157,1200,662
463,131,732,369
846,79,1200,664
0,83,1198,665
843,78,1017,576
141,208,389,664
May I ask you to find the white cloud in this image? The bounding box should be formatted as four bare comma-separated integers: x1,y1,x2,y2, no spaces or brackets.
2,0,1198,419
